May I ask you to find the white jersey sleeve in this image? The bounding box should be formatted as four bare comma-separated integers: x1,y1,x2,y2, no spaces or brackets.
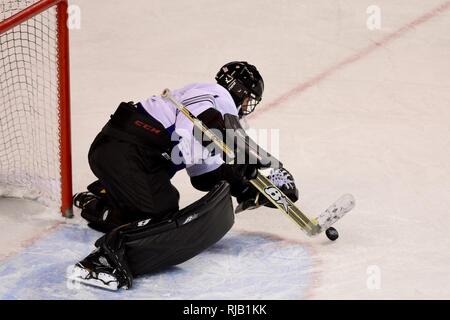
175,84,238,177
139,83,238,178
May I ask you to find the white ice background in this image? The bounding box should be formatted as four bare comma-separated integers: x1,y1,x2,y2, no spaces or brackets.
1,0,450,299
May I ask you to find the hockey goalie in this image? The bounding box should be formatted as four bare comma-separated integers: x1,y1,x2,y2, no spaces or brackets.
69,61,299,290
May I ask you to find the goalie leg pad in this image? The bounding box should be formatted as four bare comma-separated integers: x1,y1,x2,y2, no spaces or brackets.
94,181,234,281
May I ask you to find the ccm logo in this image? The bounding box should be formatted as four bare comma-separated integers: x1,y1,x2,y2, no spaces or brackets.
134,120,161,134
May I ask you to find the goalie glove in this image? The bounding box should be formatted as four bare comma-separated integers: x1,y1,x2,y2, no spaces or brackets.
235,167,299,212
263,167,299,208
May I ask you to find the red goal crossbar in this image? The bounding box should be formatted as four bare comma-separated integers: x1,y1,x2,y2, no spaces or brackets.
0,0,73,217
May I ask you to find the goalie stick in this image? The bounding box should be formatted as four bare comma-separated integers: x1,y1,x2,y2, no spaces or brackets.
161,88,355,237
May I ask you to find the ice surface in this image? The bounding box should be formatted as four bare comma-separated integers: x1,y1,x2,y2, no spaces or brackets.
1,0,450,299
0,224,312,299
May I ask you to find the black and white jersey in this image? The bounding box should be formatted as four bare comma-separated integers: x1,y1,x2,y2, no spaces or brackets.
138,83,238,177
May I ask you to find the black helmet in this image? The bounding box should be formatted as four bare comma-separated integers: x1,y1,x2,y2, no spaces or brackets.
215,61,264,117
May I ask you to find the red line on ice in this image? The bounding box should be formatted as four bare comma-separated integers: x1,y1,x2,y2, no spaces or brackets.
251,1,450,118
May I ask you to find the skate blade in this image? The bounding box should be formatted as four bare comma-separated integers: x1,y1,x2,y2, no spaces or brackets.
67,265,119,291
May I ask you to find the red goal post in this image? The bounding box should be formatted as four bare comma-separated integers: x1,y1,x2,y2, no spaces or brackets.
0,0,73,217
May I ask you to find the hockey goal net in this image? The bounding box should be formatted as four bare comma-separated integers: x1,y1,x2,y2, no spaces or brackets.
0,0,72,217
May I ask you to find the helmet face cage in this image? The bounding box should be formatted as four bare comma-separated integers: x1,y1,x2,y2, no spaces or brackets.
240,93,261,117
216,61,264,118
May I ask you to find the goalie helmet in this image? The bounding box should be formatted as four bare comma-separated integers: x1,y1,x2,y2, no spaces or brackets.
215,61,264,117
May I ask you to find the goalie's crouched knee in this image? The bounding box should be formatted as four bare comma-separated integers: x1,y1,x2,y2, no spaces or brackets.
93,181,234,285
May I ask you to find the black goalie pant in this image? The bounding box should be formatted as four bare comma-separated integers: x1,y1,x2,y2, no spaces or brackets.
96,181,234,280
88,132,180,224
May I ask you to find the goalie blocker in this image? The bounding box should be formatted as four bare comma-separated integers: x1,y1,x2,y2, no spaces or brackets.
69,181,234,290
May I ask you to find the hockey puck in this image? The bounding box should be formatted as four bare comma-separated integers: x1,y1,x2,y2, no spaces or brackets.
325,227,339,241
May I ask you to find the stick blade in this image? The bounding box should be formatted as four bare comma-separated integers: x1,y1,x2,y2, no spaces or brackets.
315,194,355,233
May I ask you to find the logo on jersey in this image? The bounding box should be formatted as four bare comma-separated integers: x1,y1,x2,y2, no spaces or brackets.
134,120,161,135
264,186,290,211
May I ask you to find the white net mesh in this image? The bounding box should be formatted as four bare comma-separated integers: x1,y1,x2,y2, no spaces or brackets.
0,0,62,210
